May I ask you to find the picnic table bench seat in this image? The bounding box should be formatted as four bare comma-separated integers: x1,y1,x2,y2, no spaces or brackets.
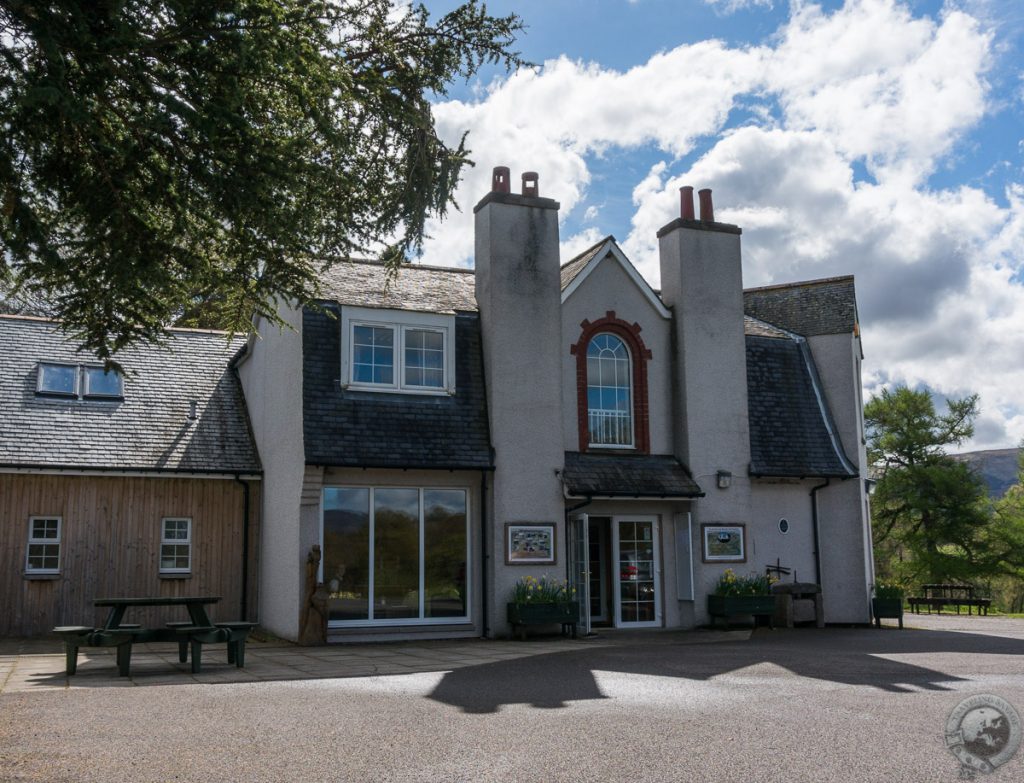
167,620,257,672
908,584,992,615
53,626,151,677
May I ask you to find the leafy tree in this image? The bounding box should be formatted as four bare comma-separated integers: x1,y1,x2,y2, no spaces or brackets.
0,0,525,360
985,450,1024,612
866,385,991,584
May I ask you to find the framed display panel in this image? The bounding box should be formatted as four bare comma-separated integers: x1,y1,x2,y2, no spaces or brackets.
505,523,557,565
701,523,746,563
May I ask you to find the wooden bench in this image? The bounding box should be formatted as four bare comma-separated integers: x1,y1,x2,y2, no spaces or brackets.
167,621,257,672
53,626,148,677
908,584,992,616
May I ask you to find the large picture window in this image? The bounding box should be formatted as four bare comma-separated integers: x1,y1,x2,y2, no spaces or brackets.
322,487,469,626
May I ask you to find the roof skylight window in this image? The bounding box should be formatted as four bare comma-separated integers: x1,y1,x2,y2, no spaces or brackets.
36,363,77,396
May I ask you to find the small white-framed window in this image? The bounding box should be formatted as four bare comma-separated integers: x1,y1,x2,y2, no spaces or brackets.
36,363,78,396
403,328,445,389
342,307,455,395
26,517,62,574
83,366,123,398
160,517,192,574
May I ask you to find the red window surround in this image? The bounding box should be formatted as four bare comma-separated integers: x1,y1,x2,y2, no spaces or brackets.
570,311,652,453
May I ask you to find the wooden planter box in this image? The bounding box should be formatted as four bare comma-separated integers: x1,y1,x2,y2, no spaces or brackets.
507,602,579,640
707,594,776,629
872,597,904,629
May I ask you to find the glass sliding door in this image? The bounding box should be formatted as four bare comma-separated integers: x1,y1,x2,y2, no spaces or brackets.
613,517,661,627
323,488,371,622
423,490,468,618
322,486,469,626
373,488,420,619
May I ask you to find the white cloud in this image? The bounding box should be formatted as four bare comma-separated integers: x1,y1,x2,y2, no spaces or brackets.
703,0,774,13
419,0,1023,448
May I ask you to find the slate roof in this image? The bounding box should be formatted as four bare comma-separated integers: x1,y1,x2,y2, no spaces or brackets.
0,316,260,473
745,333,857,478
302,306,492,469
559,236,612,290
744,315,792,339
318,259,477,314
562,452,703,498
743,276,857,336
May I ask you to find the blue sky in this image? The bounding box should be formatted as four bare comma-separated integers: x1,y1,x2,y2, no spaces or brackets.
418,0,1024,450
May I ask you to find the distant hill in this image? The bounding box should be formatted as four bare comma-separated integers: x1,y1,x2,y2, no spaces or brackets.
954,448,1022,498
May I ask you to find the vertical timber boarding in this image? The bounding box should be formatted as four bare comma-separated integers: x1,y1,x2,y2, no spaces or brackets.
0,473,260,636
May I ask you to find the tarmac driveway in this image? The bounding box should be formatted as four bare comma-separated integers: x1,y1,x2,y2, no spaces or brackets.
1,616,1022,783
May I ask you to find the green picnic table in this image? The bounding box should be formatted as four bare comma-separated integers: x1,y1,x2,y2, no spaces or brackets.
54,596,254,677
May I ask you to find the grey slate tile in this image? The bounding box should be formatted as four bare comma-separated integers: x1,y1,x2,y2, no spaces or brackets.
0,316,260,473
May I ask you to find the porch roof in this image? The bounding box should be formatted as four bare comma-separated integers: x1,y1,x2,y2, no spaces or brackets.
562,452,703,499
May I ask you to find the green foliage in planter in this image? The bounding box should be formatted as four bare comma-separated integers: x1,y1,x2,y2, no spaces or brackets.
873,581,906,599
712,569,775,597
510,575,576,606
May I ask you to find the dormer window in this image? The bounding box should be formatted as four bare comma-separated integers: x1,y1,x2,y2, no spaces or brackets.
37,363,78,396
342,307,455,395
36,363,123,400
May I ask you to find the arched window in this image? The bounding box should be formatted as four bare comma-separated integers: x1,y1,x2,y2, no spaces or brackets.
571,311,652,453
587,333,632,446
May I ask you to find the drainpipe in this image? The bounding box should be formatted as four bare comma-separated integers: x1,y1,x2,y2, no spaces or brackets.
480,470,489,638
234,475,251,621
809,479,830,587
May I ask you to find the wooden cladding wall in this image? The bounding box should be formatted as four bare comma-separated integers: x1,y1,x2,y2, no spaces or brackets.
0,473,260,636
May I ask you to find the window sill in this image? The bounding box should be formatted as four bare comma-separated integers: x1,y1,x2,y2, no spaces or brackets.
342,383,454,397
159,573,192,580
23,573,61,581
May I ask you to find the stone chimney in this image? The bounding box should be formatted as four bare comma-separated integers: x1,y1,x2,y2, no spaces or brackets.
658,187,752,542
474,168,564,635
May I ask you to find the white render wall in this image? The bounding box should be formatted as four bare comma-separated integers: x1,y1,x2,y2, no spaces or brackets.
560,254,674,454
475,193,567,637
236,305,306,640
807,332,873,623
658,222,753,625
749,480,822,587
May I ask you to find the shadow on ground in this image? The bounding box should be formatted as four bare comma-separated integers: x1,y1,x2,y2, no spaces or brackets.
427,627,1024,713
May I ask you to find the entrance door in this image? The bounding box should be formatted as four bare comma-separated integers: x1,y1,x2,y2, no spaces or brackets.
568,514,592,636
612,517,661,627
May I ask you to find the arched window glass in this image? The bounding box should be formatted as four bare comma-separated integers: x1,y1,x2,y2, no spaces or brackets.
586,333,633,446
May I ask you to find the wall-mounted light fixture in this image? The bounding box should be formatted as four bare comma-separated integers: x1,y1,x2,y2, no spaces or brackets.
716,470,732,490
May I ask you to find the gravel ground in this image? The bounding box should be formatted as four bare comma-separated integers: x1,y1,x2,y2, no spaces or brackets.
1,616,1022,783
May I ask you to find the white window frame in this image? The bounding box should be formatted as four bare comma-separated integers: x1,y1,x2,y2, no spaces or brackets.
341,306,456,395
82,365,124,399
36,363,78,397
159,517,192,574
25,516,62,574
586,333,636,449
320,485,472,628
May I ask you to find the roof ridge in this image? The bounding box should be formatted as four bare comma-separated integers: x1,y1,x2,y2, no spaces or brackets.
560,235,615,269
744,274,854,294
0,313,240,339
325,258,476,275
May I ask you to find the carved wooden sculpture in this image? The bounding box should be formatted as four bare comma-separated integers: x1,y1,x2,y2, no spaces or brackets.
299,545,328,645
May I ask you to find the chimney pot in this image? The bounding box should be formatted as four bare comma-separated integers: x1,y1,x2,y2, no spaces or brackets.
522,171,539,198
680,186,695,221
492,166,510,194
698,188,714,223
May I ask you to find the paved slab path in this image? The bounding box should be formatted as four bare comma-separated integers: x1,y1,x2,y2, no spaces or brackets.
1,617,1022,782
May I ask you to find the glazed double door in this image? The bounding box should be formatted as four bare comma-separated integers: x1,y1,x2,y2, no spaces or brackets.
569,515,661,630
